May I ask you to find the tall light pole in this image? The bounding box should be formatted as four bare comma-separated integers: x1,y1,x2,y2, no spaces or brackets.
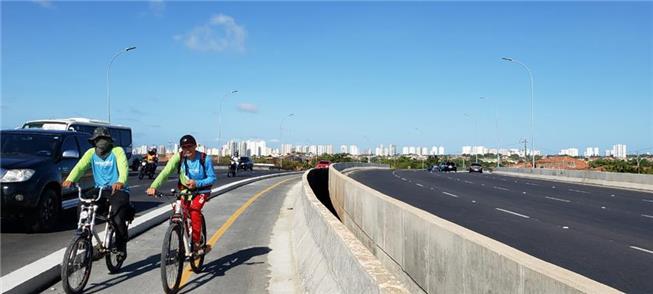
464,113,479,163
502,57,535,168
363,136,371,163
217,90,239,163
107,46,136,123
279,113,294,169
480,97,501,168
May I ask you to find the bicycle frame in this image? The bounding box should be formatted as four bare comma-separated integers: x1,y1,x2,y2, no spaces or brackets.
75,186,113,253
164,189,211,257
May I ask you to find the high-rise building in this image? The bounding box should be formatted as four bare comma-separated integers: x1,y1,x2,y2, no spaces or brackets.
462,146,472,155
438,146,445,155
340,145,348,154
389,145,397,156
584,147,600,157
612,144,627,159
349,145,359,155
409,146,416,154
281,144,293,155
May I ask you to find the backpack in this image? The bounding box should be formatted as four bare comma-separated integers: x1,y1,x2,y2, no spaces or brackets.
176,152,211,190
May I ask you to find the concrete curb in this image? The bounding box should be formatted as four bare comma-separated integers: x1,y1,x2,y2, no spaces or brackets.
1,171,300,294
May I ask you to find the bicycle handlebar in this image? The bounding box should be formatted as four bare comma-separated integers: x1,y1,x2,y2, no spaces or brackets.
155,189,212,198
73,184,105,203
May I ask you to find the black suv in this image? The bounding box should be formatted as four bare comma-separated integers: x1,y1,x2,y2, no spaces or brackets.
238,156,254,171
1,129,94,231
440,162,457,172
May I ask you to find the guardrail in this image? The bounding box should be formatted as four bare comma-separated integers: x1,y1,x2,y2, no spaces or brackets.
328,163,620,294
494,167,653,192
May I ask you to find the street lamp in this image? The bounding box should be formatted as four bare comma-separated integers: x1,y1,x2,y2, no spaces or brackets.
414,128,426,169
502,57,535,168
279,113,294,169
480,97,501,168
216,90,239,163
106,46,136,123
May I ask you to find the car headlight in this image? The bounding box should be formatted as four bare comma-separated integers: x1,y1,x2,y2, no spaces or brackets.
1,169,36,182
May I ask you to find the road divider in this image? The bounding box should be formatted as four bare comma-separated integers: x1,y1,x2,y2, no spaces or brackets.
0,171,299,294
494,167,653,192
329,163,620,294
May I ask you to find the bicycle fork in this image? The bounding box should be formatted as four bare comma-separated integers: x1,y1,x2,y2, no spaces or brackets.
173,200,193,258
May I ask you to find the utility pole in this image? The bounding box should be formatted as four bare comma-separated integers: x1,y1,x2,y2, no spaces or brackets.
521,138,529,167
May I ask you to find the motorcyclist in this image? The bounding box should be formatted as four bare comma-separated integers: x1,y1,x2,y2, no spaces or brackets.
144,147,158,174
63,127,133,259
146,135,216,255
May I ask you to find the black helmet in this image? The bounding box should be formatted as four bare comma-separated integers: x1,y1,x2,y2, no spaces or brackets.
88,127,112,144
148,147,157,155
179,134,197,147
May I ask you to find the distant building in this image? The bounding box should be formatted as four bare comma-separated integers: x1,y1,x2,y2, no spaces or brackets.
349,145,359,155
389,145,397,156
612,144,627,159
438,146,445,155
584,147,599,157
559,148,579,157
340,145,348,154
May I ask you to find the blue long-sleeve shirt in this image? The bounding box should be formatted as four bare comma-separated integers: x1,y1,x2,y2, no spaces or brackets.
150,152,216,189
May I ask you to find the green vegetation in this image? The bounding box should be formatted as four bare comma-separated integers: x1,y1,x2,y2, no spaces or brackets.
590,158,653,174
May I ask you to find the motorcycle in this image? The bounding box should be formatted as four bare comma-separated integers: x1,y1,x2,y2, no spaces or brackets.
227,160,237,178
138,161,157,180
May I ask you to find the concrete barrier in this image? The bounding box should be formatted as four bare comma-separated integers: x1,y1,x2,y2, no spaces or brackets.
329,163,621,294
494,167,653,192
293,169,407,293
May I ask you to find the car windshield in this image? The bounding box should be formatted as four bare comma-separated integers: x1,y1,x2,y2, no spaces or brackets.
0,133,61,157
22,122,69,131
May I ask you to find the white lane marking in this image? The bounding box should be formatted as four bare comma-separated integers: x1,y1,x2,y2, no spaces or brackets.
442,192,459,198
495,208,530,219
416,183,424,187
430,187,435,190
525,182,539,186
601,206,606,209
481,183,485,186
493,186,510,191
630,246,653,255
131,184,142,188
522,192,527,195
552,186,556,189
643,199,653,203
568,189,589,194
545,196,571,203
471,200,477,203
562,226,569,229
641,214,653,219
401,178,407,181
610,194,615,197
464,180,473,184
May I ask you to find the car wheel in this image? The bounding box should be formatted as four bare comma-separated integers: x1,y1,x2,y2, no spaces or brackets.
28,188,60,232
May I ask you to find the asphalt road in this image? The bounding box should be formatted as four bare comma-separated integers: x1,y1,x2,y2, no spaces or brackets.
351,169,653,294
41,174,301,294
0,168,283,276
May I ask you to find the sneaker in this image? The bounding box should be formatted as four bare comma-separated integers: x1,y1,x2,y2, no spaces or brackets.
193,243,212,256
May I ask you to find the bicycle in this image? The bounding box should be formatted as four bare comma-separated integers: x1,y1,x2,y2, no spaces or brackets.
157,188,211,294
60,185,130,294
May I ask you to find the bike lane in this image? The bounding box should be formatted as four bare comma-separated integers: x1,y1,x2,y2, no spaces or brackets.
41,175,302,294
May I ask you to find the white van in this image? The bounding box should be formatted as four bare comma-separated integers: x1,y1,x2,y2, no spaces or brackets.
22,118,133,158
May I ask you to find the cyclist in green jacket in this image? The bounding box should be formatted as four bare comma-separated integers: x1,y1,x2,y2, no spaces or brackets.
63,127,133,259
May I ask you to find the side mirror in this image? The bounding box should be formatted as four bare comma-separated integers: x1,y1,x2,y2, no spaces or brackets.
62,150,80,159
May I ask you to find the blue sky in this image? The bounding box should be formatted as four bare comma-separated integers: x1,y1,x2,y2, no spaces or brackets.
2,1,652,154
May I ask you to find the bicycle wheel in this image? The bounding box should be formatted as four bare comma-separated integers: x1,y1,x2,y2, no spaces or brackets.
161,222,184,294
61,234,93,294
189,215,207,273
105,227,125,274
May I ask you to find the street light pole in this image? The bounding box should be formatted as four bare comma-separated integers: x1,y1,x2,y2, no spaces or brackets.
106,46,136,123
502,57,535,168
217,90,238,164
464,113,479,163
414,128,426,169
279,113,294,169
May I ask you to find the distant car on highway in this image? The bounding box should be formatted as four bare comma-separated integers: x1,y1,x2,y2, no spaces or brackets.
238,156,254,171
428,164,440,172
22,117,133,159
1,129,94,232
315,160,331,169
440,162,457,172
469,163,483,173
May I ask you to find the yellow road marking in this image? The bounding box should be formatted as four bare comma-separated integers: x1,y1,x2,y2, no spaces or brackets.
179,177,294,287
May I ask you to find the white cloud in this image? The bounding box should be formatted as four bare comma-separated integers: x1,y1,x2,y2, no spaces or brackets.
175,13,247,52
237,103,258,113
33,0,54,8
149,0,165,17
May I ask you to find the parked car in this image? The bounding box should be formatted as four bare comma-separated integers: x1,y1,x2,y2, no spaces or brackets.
238,156,254,171
440,162,457,172
428,164,440,172
315,160,331,169
22,117,133,159
1,129,94,232
469,163,483,173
